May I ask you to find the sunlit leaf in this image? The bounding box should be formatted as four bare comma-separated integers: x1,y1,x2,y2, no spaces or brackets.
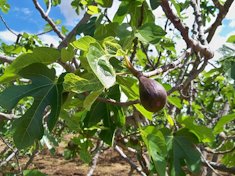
63,73,103,93
164,110,174,127
95,0,112,7
87,5,99,15
61,45,74,62
168,96,182,109
71,36,96,51
135,104,153,120
214,113,235,134
83,89,103,111
227,35,235,43
86,43,116,89
102,37,123,55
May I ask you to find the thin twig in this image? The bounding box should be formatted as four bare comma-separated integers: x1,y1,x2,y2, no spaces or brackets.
36,29,53,36
202,161,235,174
0,136,21,174
183,59,208,88
0,15,18,36
143,49,192,77
23,142,39,170
197,147,220,175
130,37,138,63
97,97,140,107
129,3,144,64
140,42,155,69
0,112,17,120
168,58,208,95
114,145,147,176
45,0,52,16
32,0,65,40
205,146,235,155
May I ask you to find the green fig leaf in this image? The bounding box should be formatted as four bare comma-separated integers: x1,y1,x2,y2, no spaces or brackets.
86,43,116,89
136,23,166,44
141,126,167,176
71,36,96,51
178,116,215,143
0,63,63,149
63,73,103,93
83,89,103,111
0,47,60,83
214,113,235,134
168,130,201,176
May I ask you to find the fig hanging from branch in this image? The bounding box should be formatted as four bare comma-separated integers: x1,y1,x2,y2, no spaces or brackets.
124,56,167,112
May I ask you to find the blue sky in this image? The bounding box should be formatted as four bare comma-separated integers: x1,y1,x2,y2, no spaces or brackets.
1,0,65,33
0,0,81,45
0,0,235,55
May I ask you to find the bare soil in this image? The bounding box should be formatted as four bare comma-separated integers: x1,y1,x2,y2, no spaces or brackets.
0,138,140,176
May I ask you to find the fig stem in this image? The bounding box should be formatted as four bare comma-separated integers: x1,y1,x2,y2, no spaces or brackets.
124,56,142,78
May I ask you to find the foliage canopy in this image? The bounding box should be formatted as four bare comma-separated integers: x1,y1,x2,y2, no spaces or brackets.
0,0,235,175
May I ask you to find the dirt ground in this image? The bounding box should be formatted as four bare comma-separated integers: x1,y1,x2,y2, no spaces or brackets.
0,139,140,176
26,150,137,176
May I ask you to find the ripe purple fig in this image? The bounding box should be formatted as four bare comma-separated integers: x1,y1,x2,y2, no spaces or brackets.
124,55,167,112
138,75,167,112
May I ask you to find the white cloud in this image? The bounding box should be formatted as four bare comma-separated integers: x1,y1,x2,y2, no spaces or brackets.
59,0,83,26
0,30,17,43
13,7,32,16
226,1,235,28
225,1,235,20
0,29,59,47
229,20,235,28
22,8,32,15
208,27,226,61
38,34,60,47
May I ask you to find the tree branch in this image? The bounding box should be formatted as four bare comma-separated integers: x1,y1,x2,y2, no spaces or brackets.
212,0,223,9
191,0,208,45
205,146,235,155
58,12,91,50
206,0,234,42
160,0,214,59
0,54,14,64
0,136,21,173
32,0,65,40
97,97,140,107
202,161,235,174
0,112,18,120
87,141,103,176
